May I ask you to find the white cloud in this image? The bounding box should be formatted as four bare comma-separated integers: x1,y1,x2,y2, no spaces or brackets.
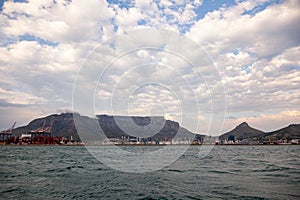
0,0,299,135
218,44,300,115
184,0,300,127
2,0,115,43
115,7,143,26
187,0,300,58
0,88,46,105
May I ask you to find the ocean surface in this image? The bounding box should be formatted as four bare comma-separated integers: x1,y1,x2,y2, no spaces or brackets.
1,145,299,199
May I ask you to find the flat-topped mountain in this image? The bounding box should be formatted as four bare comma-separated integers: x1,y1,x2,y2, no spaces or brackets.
96,114,202,141
219,122,265,141
12,113,202,142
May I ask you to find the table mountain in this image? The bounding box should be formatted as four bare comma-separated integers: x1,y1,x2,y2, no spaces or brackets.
12,113,202,142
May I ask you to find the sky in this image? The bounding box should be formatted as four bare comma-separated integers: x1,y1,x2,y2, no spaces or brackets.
0,0,299,135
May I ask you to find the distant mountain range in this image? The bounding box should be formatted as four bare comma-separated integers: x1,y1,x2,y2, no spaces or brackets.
11,113,300,142
12,113,203,142
219,122,300,141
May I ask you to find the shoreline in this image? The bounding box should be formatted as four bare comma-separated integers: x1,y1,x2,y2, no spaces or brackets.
1,143,299,146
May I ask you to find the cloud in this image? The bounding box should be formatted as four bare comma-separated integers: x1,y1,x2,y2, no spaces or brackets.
282,110,300,117
0,88,46,106
0,0,298,135
184,0,300,121
2,0,114,43
219,45,300,114
114,7,143,26
187,0,300,58
113,0,202,33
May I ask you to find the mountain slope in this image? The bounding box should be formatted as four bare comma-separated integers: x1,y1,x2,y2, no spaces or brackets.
219,122,265,141
13,113,80,140
262,124,300,140
12,113,201,142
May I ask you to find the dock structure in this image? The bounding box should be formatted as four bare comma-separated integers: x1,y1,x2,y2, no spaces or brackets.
0,122,16,143
20,120,54,144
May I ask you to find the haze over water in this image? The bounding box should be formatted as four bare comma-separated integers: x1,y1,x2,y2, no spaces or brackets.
1,145,299,199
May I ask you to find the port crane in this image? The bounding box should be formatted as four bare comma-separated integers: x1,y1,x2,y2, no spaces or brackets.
29,120,54,136
0,122,16,134
27,119,55,144
0,122,16,142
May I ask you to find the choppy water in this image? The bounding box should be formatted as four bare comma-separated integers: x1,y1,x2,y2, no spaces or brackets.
1,145,299,199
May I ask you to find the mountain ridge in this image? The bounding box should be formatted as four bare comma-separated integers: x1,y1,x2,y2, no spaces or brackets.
12,113,203,142
262,124,300,141
9,113,300,142
220,122,300,141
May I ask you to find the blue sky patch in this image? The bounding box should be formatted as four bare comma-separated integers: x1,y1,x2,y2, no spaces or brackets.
107,0,134,9
242,0,284,17
138,19,147,26
242,65,252,74
232,49,240,55
287,66,300,71
195,0,237,20
13,0,28,2
19,34,58,46
0,1,3,12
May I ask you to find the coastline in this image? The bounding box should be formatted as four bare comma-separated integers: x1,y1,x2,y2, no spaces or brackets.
1,143,299,146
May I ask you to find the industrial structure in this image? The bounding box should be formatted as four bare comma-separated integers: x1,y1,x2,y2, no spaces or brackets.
0,122,16,144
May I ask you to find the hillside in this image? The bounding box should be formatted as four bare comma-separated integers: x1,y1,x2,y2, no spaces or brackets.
12,113,202,142
219,122,265,141
262,124,300,140
13,113,80,141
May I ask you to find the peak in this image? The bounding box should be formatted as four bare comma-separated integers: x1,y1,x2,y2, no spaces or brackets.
237,122,249,127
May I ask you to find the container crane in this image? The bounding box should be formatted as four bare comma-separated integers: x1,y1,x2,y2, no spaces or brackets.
0,122,16,142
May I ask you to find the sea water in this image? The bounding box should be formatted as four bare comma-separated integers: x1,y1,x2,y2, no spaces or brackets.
1,145,299,199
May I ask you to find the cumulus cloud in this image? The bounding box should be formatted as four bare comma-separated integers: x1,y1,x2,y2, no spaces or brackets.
187,0,300,58
0,88,46,106
0,0,299,135
2,0,114,42
185,0,300,130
